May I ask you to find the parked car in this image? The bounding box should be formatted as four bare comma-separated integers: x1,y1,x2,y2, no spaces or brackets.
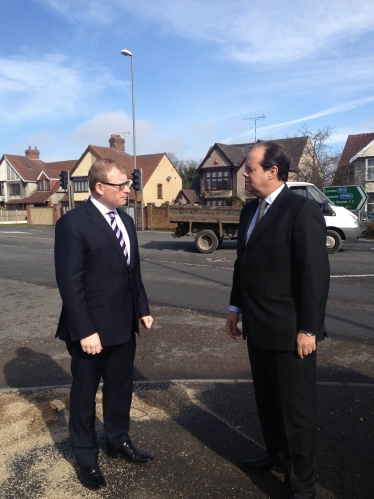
360,212,374,234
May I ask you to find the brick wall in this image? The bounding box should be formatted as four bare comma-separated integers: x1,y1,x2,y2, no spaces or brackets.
137,203,177,230
36,202,176,229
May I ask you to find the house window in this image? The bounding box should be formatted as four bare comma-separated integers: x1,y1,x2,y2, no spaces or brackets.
74,177,88,192
367,193,374,213
205,170,231,190
206,199,225,206
37,180,50,191
0,182,4,196
157,184,163,199
367,159,374,181
10,184,20,196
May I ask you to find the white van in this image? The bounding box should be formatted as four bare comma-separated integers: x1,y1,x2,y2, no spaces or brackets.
286,182,361,254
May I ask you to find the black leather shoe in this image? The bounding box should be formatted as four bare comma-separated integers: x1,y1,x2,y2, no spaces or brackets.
241,454,285,474
106,440,153,464
78,465,106,489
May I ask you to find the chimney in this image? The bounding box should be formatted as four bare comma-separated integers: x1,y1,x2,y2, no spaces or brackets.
25,146,40,160
109,134,125,152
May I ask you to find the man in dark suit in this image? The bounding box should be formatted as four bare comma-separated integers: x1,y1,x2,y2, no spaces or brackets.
226,141,330,499
55,158,153,490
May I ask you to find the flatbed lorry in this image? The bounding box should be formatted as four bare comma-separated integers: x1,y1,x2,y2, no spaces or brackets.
166,182,361,254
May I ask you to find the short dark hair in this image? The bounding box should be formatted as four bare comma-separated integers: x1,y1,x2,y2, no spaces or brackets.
88,158,127,192
254,141,292,182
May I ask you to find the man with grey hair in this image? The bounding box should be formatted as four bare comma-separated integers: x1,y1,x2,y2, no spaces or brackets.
226,142,330,499
55,158,153,490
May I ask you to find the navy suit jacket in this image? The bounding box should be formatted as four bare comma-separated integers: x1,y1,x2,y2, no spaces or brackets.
55,199,150,347
230,185,330,351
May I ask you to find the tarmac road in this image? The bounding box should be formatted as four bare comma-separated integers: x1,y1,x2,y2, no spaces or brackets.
0,227,373,498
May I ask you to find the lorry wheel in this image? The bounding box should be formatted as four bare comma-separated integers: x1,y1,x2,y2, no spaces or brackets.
326,229,342,254
195,230,218,253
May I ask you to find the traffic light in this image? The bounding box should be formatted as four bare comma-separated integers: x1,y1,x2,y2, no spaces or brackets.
59,171,68,189
132,169,141,192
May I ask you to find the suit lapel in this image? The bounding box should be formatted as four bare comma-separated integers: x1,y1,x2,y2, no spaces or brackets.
242,185,290,259
239,201,257,255
85,200,130,269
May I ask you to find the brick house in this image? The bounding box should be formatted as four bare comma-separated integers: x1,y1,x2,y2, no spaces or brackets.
333,133,374,212
69,134,182,207
0,146,76,210
195,137,317,205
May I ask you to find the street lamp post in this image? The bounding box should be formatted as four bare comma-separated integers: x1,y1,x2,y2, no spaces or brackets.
121,49,138,228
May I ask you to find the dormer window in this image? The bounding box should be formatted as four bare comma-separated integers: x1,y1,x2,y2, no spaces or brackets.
37,180,50,191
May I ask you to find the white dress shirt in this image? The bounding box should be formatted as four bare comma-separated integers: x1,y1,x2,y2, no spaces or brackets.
90,195,131,265
230,183,285,314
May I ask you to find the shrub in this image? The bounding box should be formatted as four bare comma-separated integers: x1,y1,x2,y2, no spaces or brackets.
225,196,245,207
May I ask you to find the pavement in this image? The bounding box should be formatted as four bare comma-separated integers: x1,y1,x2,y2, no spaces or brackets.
1,337,373,499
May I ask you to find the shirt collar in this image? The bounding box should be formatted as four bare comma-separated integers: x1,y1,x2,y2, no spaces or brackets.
90,195,118,216
262,183,285,206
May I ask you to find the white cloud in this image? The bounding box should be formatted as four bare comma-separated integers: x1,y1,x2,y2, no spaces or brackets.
35,0,374,64
0,54,124,125
33,0,113,24
71,111,213,159
221,96,374,143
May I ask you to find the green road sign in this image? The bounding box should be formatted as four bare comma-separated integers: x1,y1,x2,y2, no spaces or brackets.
323,185,368,210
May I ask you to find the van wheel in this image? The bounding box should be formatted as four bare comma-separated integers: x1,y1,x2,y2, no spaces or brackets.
326,230,342,254
195,230,218,253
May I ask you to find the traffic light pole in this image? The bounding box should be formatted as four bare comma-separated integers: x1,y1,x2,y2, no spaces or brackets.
141,167,144,231
67,170,72,211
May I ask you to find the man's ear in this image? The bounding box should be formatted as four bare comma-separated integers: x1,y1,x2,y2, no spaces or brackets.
95,182,103,195
268,166,278,179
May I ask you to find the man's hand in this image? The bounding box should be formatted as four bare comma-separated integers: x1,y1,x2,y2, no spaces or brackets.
226,311,242,340
141,315,153,329
80,333,103,355
296,332,316,359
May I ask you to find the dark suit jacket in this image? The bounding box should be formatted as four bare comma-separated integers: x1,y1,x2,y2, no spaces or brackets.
230,185,330,351
55,199,150,347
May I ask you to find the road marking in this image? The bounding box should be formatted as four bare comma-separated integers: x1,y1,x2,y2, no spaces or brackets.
142,258,233,270
331,274,374,278
143,258,374,276
0,243,25,248
1,378,373,394
0,235,51,241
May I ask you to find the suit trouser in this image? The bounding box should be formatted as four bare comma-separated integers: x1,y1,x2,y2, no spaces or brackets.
247,340,317,499
69,333,136,468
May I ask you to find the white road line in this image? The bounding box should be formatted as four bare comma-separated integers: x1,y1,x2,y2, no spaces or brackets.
143,258,233,270
0,244,25,248
331,274,374,278
0,235,51,240
1,378,373,395
142,258,374,276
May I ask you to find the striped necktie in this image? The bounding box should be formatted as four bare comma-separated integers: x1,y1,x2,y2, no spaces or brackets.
108,211,129,265
256,199,268,224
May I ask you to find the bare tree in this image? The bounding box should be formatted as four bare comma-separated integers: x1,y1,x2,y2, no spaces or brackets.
292,124,343,188
168,153,201,189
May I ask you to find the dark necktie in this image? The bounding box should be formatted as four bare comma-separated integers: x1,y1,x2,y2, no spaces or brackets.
108,211,129,265
256,199,268,224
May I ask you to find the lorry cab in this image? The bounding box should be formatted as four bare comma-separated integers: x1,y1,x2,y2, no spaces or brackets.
286,182,361,253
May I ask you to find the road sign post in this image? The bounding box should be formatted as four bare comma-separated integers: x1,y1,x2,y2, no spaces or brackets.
323,185,368,210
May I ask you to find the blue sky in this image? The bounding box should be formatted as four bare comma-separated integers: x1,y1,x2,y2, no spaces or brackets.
1,0,374,162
